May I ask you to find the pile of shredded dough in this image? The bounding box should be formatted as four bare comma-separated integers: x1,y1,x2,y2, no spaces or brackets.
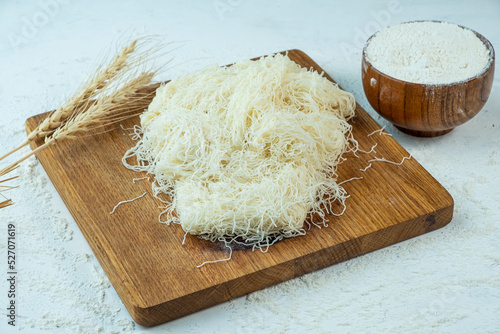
124,53,356,248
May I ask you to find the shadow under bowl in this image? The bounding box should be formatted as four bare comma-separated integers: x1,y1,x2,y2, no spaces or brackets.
362,23,495,137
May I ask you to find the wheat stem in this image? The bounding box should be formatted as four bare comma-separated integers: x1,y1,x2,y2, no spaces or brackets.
29,40,139,141
0,177,18,185
0,39,141,164
0,36,169,210
0,165,19,208
0,72,154,176
0,199,14,209
0,144,49,179
0,140,29,161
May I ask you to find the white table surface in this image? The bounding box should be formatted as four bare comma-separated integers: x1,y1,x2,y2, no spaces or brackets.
1,1,499,333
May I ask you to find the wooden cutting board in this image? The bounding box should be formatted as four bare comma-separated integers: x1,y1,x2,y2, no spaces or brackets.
26,50,453,327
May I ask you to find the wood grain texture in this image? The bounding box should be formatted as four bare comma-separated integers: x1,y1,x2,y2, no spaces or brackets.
26,49,454,326
362,29,495,137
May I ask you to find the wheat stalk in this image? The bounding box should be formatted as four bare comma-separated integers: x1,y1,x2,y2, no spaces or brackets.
0,71,156,179
0,165,18,209
0,198,14,209
27,40,138,141
0,38,160,162
0,37,168,208
0,41,136,162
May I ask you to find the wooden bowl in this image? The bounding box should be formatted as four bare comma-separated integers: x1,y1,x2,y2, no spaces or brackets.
362,24,495,137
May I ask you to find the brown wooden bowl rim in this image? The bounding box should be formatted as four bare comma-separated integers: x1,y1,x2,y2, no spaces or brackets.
362,20,495,88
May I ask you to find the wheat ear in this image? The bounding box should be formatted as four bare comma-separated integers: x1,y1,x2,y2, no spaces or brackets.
0,39,139,163
30,40,139,139
0,37,168,209
0,71,156,178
